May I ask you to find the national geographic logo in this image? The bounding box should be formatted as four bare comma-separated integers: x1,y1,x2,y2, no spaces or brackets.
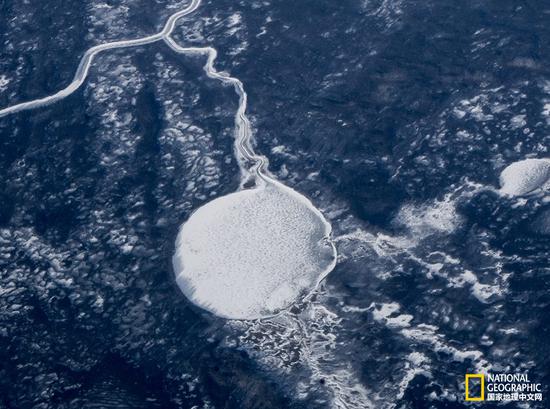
465,373,543,402
465,374,485,401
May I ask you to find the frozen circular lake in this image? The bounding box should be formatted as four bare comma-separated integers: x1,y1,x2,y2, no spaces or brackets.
499,158,550,196
173,180,337,320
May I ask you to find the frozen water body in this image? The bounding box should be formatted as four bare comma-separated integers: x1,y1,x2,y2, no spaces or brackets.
0,0,339,321
173,179,337,320
499,158,550,196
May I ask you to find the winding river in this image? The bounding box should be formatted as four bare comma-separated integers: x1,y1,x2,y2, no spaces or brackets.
0,0,337,320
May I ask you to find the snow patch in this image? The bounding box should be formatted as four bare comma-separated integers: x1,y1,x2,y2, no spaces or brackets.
499,158,550,196
173,180,336,320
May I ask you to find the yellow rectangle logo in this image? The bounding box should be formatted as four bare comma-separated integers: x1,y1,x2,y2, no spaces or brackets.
465,374,485,401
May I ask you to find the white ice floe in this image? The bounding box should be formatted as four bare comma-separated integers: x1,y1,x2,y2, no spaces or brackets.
499,158,550,196
173,180,337,320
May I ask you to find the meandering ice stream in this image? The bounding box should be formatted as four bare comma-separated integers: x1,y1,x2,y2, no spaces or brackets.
0,0,337,320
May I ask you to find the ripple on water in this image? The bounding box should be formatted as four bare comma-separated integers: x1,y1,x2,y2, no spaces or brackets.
173,179,337,320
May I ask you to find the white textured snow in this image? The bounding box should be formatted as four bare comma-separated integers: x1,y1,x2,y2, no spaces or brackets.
499,158,550,196
173,180,337,320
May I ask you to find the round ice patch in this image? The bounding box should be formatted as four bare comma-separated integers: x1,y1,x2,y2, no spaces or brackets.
173,180,337,320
